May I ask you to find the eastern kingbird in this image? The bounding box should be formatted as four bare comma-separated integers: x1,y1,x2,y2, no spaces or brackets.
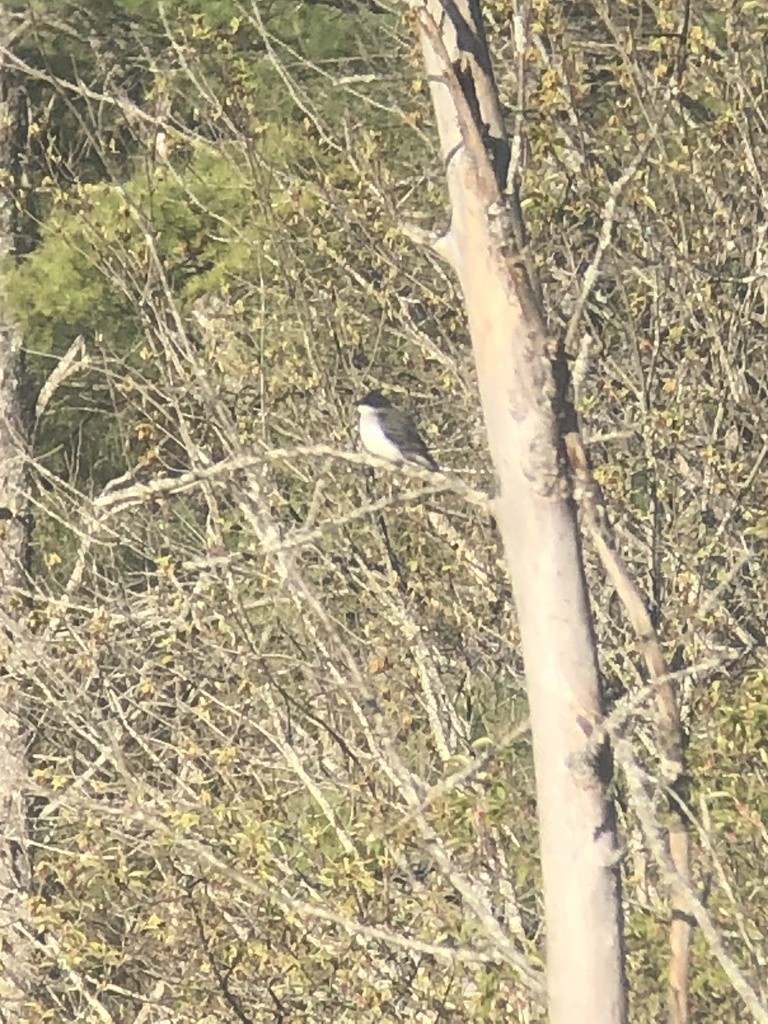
357,391,439,472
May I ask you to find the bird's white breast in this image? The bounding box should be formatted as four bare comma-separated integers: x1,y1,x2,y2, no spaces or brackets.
358,406,403,463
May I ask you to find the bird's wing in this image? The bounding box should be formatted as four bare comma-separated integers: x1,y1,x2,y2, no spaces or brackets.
385,413,424,452
399,417,438,468
401,417,430,451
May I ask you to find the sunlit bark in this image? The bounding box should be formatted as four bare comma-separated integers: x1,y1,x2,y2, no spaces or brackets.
412,1,628,1019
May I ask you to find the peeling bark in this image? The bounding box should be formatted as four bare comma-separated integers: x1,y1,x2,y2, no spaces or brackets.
412,1,628,1019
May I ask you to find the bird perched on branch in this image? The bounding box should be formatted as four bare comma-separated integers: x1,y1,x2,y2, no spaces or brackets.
357,391,439,472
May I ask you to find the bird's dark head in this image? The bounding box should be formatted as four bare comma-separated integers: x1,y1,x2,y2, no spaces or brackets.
357,390,392,412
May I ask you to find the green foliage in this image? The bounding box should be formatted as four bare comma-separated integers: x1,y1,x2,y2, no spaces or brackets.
12,148,265,349
4,0,766,1019
11,189,132,353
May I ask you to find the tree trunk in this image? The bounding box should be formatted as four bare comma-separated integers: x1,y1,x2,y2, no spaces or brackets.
412,2,628,1019
0,6,33,1017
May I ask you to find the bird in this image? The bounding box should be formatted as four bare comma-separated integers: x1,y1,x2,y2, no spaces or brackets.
357,391,439,472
